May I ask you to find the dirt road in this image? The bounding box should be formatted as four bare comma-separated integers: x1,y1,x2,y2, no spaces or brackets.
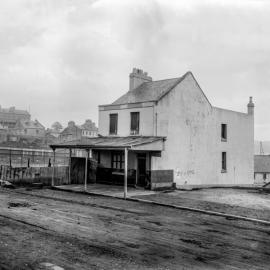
0,188,270,270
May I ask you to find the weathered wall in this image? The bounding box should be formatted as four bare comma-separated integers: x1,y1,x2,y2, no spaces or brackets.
0,165,69,186
151,73,254,186
99,105,154,136
254,173,270,184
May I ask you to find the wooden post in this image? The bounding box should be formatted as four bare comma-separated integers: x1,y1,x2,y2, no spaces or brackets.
9,149,12,179
68,149,72,184
52,149,55,186
84,149,89,191
124,148,128,199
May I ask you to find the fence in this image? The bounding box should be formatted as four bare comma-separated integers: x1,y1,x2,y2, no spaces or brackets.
0,147,70,186
0,165,69,186
0,147,69,167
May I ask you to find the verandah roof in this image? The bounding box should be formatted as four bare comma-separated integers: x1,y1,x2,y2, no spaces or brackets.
50,136,166,151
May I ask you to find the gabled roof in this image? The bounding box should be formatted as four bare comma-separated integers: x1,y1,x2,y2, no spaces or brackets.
15,119,45,129
254,155,270,173
112,72,190,105
61,125,82,135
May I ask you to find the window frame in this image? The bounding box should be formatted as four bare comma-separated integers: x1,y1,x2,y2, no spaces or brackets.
221,152,227,172
221,123,227,141
111,151,124,169
130,112,140,135
109,113,118,135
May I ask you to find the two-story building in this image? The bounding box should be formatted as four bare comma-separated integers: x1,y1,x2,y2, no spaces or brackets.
51,68,254,190
59,120,98,142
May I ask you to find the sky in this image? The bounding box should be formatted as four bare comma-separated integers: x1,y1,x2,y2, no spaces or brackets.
0,0,270,140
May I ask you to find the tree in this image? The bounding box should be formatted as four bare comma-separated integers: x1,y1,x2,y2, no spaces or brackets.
51,121,63,131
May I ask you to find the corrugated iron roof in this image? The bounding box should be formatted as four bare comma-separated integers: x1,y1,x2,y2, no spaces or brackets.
50,136,165,150
254,155,270,173
112,73,189,105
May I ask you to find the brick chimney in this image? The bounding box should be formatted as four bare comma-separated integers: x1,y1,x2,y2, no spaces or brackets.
129,68,152,91
247,96,254,115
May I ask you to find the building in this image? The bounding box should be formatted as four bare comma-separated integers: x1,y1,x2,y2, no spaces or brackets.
0,124,8,143
254,155,270,184
59,120,98,142
11,119,46,138
81,119,98,138
0,106,30,128
51,68,254,189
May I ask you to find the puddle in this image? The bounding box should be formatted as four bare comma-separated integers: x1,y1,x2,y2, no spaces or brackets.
40,262,65,270
8,201,31,208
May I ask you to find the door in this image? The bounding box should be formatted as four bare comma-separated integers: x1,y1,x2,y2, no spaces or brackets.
137,153,146,187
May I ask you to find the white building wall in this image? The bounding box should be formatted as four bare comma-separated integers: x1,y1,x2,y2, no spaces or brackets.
99,105,154,136
151,73,254,186
97,72,254,186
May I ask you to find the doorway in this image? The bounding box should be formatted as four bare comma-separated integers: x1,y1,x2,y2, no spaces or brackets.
137,153,146,187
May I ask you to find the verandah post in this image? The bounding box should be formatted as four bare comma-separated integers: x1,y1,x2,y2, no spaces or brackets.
85,149,89,191
68,148,72,184
124,148,128,199
52,148,55,186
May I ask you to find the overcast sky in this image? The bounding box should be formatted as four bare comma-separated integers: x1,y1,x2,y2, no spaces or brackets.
0,0,269,140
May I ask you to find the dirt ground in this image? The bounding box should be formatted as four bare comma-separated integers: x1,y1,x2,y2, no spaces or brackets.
1,187,270,270
135,188,270,221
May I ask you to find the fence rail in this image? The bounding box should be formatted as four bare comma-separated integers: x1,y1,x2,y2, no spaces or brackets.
0,147,69,167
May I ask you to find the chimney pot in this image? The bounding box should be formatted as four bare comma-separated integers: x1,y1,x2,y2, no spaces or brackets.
129,68,152,91
247,96,254,115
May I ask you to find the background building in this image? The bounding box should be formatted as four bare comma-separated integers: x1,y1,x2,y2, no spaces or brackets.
0,105,30,128
59,120,98,142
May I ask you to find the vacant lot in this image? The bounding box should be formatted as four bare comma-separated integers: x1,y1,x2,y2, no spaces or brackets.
0,187,270,270
135,188,270,221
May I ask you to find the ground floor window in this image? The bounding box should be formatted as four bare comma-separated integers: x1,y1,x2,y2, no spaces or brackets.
222,152,227,172
111,152,124,169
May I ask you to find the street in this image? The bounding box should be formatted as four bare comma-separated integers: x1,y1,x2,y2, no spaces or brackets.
0,188,270,270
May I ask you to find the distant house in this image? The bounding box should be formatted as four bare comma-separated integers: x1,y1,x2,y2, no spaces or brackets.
11,119,46,138
59,121,82,142
59,120,98,142
81,119,98,138
0,105,30,128
254,155,270,184
46,128,62,138
51,68,254,189
0,124,8,143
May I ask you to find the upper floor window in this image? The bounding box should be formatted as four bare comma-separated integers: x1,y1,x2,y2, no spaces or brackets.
109,114,118,135
221,124,227,141
130,112,140,135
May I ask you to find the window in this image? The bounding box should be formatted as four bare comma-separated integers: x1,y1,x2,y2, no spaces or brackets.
222,152,227,172
109,114,118,135
221,124,227,141
111,152,124,169
130,112,140,135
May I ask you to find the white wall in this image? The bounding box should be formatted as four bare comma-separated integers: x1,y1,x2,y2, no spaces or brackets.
99,106,154,136
151,73,254,186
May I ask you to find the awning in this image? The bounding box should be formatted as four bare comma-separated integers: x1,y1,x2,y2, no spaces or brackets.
50,136,165,151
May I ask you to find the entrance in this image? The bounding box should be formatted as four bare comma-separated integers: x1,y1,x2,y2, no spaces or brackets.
137,153,146,187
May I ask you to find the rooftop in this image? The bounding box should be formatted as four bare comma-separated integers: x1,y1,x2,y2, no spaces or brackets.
50,136,165,151
112,72,190,105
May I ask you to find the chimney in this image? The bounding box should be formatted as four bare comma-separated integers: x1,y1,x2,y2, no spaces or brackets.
129,68,152,91
68,121,75,127
247,96,254,115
